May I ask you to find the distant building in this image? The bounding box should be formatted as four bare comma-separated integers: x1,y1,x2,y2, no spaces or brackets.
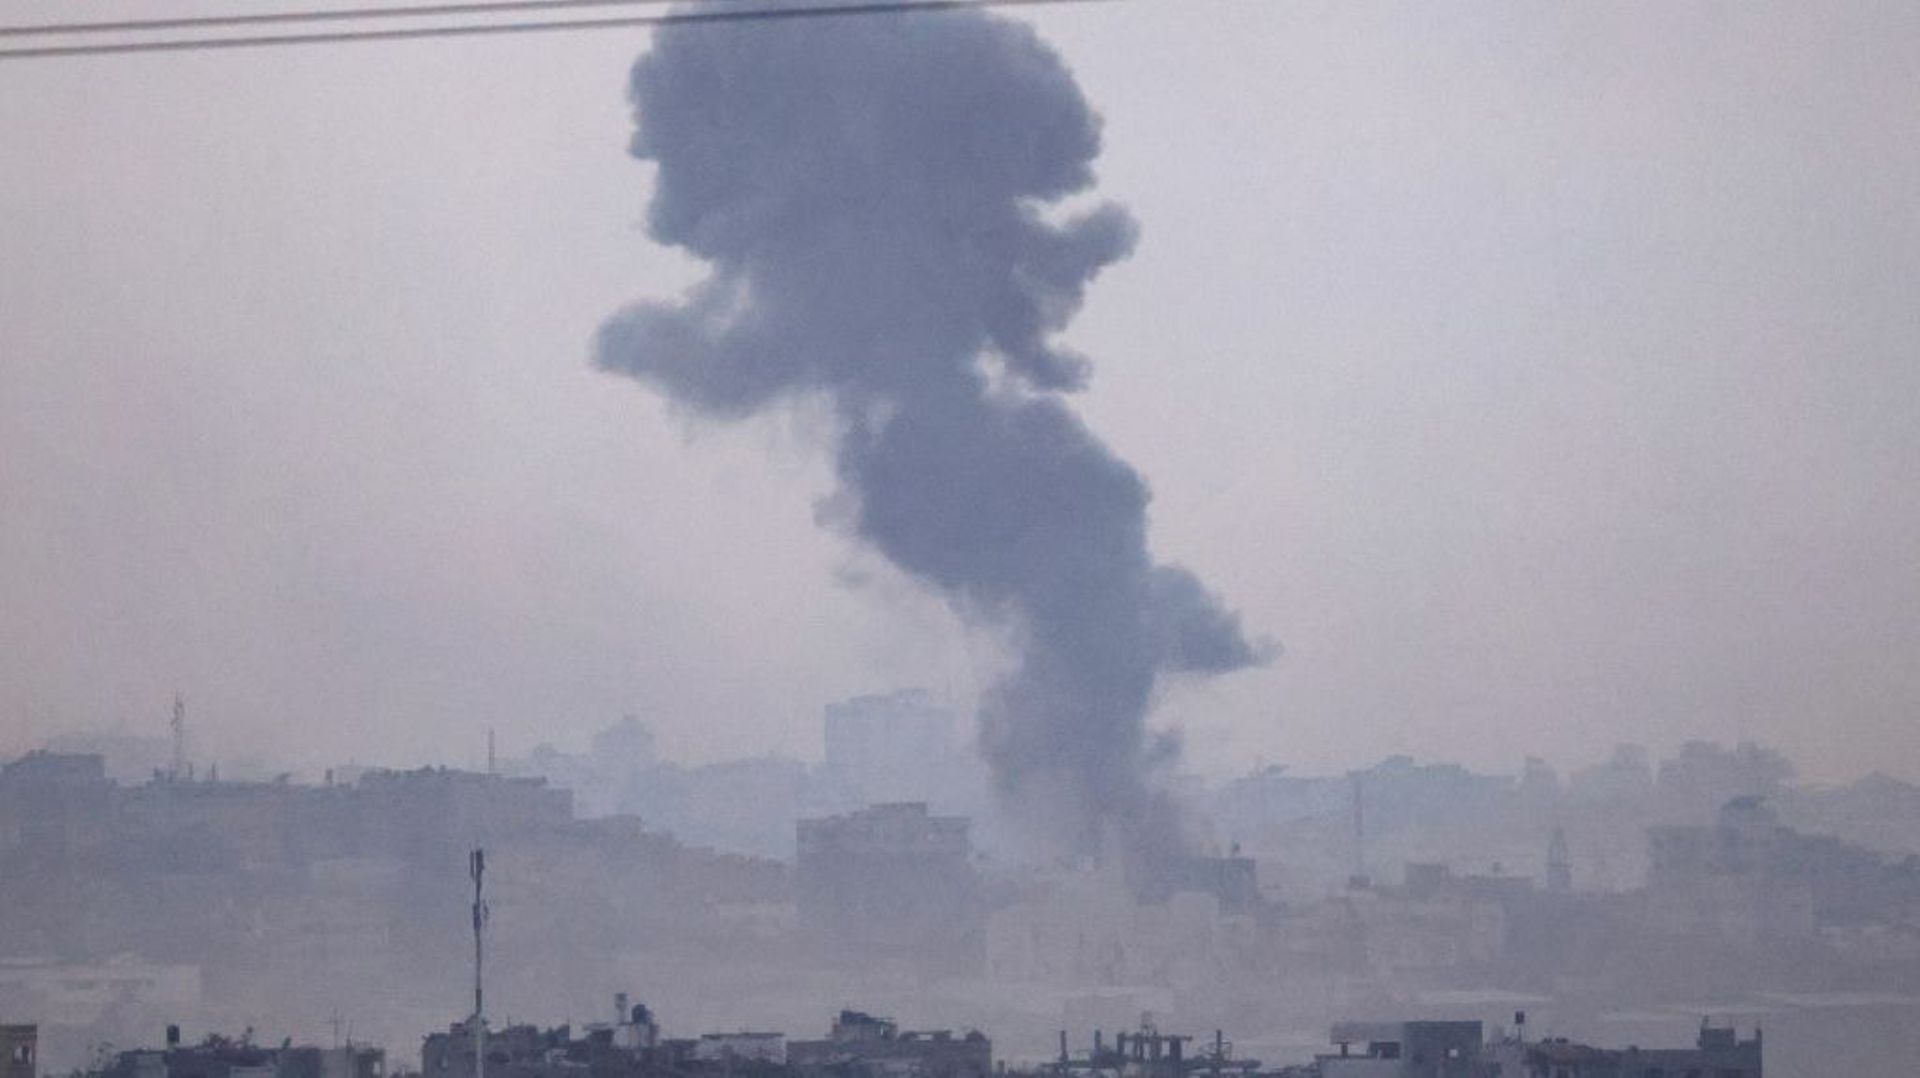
1646,796,1920,944
789,1010,989,1078
1137,855,1261,913
1483,1023,1762,1078
101,1032,382,1078
0,754,574,875
1306,1019,1763,1078
1315,1022,1486,1078
422,1016,666,1078
1568,745,1654,805
508,718,660,820
277,1048,386,1078
1059,1024,1248,1078
986,861,1250,989
1,1025,36,1078
692,1035,786,1066
795,803,983,974
348,768,574,857
591,718,657,772
822,691,966,808
422,1005,982,1078
0,752,114,863
1656,741,1793,820
0,746,790,1078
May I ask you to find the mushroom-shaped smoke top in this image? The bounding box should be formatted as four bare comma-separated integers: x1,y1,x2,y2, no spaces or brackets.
597,3,1268,865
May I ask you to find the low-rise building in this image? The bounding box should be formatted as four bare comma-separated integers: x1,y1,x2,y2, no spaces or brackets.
1482,1024,1762,1078
1303,1019,1763,1078
100,1032,382,1078
789,1011,988,1078
422,1004,988,1078
1315,1021,1486,1078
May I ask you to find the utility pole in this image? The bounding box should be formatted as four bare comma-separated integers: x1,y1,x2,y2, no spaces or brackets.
471,848,488,1078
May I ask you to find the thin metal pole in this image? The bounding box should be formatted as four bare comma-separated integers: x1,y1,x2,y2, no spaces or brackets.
471,848,487,1078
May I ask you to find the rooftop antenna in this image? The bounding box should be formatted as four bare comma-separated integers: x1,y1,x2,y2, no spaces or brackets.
170,693,187,781
471,848,489,1078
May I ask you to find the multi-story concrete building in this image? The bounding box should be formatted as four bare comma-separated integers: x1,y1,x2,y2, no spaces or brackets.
0,753,115,871
1646,796,1920,946
1314,1022,1487,1078
795,803,982,974
822,692,962,808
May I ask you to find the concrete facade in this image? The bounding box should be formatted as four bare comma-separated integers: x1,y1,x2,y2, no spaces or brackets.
795,803,982,975
1317,1022,1486,1078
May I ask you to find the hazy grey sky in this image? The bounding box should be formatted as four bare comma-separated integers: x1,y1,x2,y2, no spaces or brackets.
2,1,1916,783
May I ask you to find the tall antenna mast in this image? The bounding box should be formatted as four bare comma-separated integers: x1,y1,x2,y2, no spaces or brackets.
470,848,488,1078
170,693,187,781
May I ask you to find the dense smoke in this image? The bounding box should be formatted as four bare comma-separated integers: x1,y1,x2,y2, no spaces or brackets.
597,3,1266,861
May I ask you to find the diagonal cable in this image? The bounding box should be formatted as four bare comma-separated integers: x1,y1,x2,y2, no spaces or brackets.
0,0,1123,61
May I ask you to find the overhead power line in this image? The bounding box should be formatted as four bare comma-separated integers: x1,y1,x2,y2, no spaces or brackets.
0,0,1119,61
0,0,711,38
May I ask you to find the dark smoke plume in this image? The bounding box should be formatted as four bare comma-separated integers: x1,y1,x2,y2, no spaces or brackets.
597,3,1267,862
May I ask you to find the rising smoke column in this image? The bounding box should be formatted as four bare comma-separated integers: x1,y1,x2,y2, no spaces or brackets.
597,3,1266,862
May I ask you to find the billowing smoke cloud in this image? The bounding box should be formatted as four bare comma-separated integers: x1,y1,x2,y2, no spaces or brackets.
597,3,1267,862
